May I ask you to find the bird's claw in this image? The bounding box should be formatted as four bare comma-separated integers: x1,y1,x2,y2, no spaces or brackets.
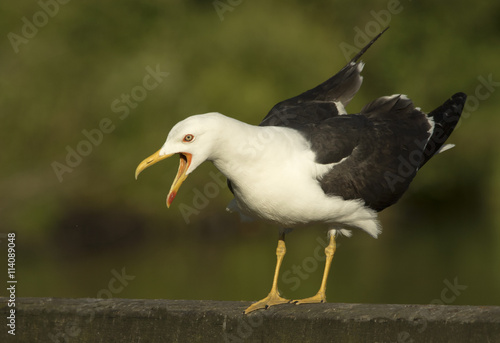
291,292,327,305
244,292,291,314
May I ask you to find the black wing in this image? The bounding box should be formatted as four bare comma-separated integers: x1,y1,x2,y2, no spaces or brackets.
229,29,390,194
314,93,466,211
259,28,389,129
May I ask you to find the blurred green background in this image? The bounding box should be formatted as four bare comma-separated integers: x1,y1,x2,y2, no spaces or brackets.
1,0,499,306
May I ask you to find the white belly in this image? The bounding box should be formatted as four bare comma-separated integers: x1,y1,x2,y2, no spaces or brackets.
211,125,381,237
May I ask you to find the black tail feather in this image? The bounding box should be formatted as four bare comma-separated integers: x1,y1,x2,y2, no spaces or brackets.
420,92,467,167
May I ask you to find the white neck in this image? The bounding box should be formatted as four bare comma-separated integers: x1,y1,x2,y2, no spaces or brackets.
208,116,311,188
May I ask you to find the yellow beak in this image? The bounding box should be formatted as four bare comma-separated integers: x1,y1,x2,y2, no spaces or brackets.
135,150,192,208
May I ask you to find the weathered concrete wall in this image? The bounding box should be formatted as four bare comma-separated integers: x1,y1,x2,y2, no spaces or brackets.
1,297,499,342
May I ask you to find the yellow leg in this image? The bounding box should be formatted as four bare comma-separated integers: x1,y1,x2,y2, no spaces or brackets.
293,234,336,305
244,232,290,314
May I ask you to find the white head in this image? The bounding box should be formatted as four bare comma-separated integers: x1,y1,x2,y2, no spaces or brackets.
135,112,226,207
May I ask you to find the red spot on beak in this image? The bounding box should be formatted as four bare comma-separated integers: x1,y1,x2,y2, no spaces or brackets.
167,191,177,208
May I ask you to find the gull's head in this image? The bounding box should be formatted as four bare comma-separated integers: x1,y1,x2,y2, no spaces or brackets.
135,112,224,207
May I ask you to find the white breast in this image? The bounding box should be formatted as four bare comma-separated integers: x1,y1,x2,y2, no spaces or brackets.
212,125,381,237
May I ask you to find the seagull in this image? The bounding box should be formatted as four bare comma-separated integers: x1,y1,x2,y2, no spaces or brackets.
135,29,466,314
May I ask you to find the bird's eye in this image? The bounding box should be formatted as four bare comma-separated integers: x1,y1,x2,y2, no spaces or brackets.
183,134,194,142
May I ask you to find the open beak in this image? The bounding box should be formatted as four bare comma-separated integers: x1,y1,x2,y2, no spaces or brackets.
135,150,192,208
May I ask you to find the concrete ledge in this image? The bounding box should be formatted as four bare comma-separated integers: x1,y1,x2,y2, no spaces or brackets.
1,298,499,342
